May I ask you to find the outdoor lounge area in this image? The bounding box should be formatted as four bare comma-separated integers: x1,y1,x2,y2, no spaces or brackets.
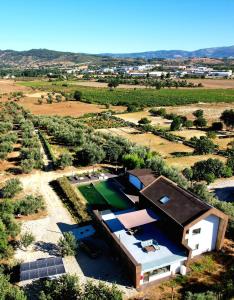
100,209,187,272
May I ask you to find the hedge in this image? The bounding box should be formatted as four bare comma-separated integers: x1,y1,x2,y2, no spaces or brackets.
55,177,91,224
38,130,57,168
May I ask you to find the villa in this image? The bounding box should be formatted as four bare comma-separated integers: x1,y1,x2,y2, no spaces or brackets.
93,169,228,288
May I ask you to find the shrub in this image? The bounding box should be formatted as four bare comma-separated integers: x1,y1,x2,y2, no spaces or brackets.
73,90,82,101
58,232,77,257
57,153,73,169
56,177,90,223
138,117,151,125
211,121,223,131
14,195,45,215
2,178,23,198
20,231,35,249
190,136,217,154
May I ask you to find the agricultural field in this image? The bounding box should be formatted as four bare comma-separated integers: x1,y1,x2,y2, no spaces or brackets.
18,80,234,107
118,110,171,128
97,127,194,158
171,129,206,140
165,102,234,124
165,154,227,170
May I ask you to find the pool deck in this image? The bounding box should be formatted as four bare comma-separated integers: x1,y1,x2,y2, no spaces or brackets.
101,209,187,272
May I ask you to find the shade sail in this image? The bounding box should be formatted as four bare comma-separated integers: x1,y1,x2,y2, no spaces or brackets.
116,209,158,229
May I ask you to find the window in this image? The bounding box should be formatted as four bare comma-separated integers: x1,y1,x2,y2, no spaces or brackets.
193,244,199,250
159,196,170,204
186,229,189,234
192,228,201,235
151,265,170,276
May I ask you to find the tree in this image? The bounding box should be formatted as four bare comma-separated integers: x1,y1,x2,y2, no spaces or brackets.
107,79,119,90
57,153,73,169
77,144,105,165
191,158,230,182
20,158,34,173
220,109,234,130
20,231,35,249
184,120,193,128
193,117,207,128
58,232,77,257
0,273,27,300
73,90,82,101
211,122,223,131
122,153,144,169
138,117,151,125
38,274,81,300
83,280,123,300
170,117,183,131
191,136,216,154
193,109,204,118
2,178,23,198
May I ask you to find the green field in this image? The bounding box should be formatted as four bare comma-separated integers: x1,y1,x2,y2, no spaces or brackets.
19,80,234,107
78,180,132,210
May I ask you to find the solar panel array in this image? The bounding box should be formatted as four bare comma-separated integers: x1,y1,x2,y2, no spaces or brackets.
20,257,65,281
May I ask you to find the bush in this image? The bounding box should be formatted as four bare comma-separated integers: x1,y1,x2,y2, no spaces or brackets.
73,90,82,101
14,195,45,215
211,121,223,131
190,136,217,154
56,177,90,223
20,231,35,249
191,158,230,183
2,178,23,198
57,153,73,169
138,117,151,125
58,232,77,257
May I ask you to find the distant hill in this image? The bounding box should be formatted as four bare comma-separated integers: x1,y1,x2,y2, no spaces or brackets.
102,46,234,59
0,49,107,68
1,46,234,68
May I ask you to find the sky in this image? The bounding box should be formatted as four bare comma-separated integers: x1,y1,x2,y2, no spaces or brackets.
0,0,233,53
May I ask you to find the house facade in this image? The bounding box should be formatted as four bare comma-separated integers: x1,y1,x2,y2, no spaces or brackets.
93,169,228,289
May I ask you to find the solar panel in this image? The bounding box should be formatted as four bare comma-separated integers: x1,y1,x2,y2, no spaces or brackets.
20,256,65,281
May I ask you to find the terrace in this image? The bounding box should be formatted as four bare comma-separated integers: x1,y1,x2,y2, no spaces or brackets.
101,209,187,272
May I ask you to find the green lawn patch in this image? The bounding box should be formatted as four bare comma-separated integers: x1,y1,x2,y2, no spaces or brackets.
78,184,106,206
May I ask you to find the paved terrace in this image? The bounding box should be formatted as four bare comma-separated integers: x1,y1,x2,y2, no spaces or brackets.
101,209,187,272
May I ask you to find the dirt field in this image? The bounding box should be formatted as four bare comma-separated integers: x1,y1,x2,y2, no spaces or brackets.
118,111,171,128
171,129,206,140
9,97,125,116
187,78,234,89
98,127,193,157
0,79,30,94
165,154,227,170
215,137,234,150
165,102,234,124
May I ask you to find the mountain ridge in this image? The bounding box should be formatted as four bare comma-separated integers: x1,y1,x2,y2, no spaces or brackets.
101,45,234,59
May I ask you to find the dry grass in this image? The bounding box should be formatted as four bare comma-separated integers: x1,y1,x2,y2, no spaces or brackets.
215,137,234,150
118,111,171,128
187,78,234,89
5,96,125,116
165,154,227,170
171,129,206,140
98,127,193,157
0,80,30,94
165,102,234,124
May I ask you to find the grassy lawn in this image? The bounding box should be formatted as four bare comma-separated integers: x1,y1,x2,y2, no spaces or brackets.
78,180,132,210
94,180,132,210
78,184,106,206
18,80,234,106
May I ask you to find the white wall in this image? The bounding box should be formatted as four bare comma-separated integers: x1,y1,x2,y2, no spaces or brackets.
186,214,220,258
139,261,185,285
129,174,143,190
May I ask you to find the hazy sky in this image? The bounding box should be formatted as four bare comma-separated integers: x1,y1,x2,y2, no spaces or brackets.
1,0,233,53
